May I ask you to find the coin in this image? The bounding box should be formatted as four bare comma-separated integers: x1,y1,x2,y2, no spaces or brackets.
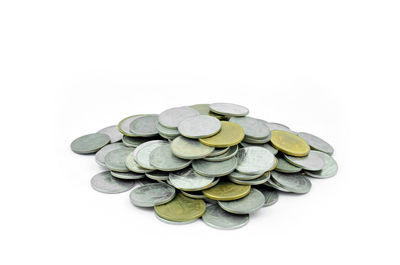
257,186,279,207
243,135,271,144
240,142,278,155
275,157,302,173
265,122,293,132
156,122,180,137
158,106,200,129
229,172,270,185
125,151,153,173
104,147,134,172
271,130,310,157
118,115,145,137
229,170,264,181
230,116,270,139
149,143,191,171
171,136,214,159
270,157,279,171
209,103,249,117
129,182,176,207
155,212,198,225
97,125,123,143
207,146,230,157
202,181,250,201
264,178,291,192
178,115,221,139
236,146,275,175
122,135,147,147
90,171,135,194
128,114,159,137
202,204,249,230
305,151,338,178
71,133,110,154
218,188,265,214
203,145,238,162
145,171,170,181
133,140,167,170
95,142,126,167
154,193,206,222
270,171,312,194
199,121,245,148
192,156,238,177
181,190,206,199
284,150,324,171
169,168,214,191
297,132,334,155
189,104,224,119
111,171,144,180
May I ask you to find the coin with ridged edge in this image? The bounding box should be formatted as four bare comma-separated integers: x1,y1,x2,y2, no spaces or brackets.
149,143,191,171
129,182,176,207
202,181,250,201
202,204,249,230
284,150,324,171
90,171,135,194
178,115,221,139
192,156,238,177
236,146,275,175
104,147,134,172
305,151,338,178
71,133,110,154
218,188,265,214
158,106,200,129
297,132,334,155
270,171,312,194
199,121,245,148
97,125,123,143
169,168,214,191
209,103,249,117
271,130,310,157
171,136,214,159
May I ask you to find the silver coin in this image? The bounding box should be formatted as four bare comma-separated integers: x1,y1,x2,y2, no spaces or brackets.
284,150,324,171
133,140,167,170
229,170,264,180
229,172,270,185
159,133,177,141
177,115,221,139
265,122,292,132
202,204,249,230
297,132,334,155
171,136,214,159
236,146,275,175
257,186,279,207
122,135,147,147
275,157,302,173
155,212,198,225
71,133,110,154
240,142,278,155
181,190,206,199
243,134,271,144
204,197,218,204
104,147,134,172
229,117,270,139
203,145,238,162
118,115,145,137
149,143,192,171
145,171,170,181
156,122,180,137
111,171,144,180
129,114,159,137
192,157,238,177
264,178,291,192
136,178,158,186
270,171,312,194
218,188,265,214
169,167,214,191
158,106,200,129
129,182,175,207
95,142,126,167
125,151,153,173
91,171,135,194
207,146,230,157
209,103,249,117
97,125,123,143
305,151,338,178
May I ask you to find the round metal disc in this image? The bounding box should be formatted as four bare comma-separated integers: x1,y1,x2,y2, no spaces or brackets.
158,106,200,129
156,122,180,137
149,143,192,171
122,135,148,147
178,115,221,139
169,167,214,191
129,114,159,137
209,103,249,117
284,150,324,171
110,171,144,180
192,157,238,177
202,181,250,201
118,115,145,137
271,130,310,157
275,157,302,173
199,121,245,148
229,172,270,185
218,188,265,214
207,146,230,157
133,140,168,170
155,213,198,225
181,190,206,199
97,125,123,143
171,136,214,159
229,170,264,181
264,178,291,192
257,186,279,207
243,134,271,144
203,145,238,162
229,116,270,139
305,151,338,178
265,122,294,133
125,151,153,173
189,104,224,119
104,147,134,172
95,142,125,167
145,171,170,181
90,171,135,194
202,204,249,230
71,133,110,154
129,182,176,207
236,146,275,175
240,142,278,155
270,171,312,194
297,132,334,155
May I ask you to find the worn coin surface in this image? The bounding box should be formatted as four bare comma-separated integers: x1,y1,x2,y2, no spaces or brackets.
111,171,144,180
97,125,123,143
129,182,176,207
71,133,110,154
145,171,170,181
218,188,265,214
125,151,153,173
305,151,338,178
257,186,279,207
158,106,200,129
133,140,167,170
104,147,134,172
270,171,312,194
122,135,149,147
236,146,275,175
118,115,145,137
264,178,291,192
202,204,249,230
178,115,221,139
156,122,180,137
275,157,302,173
229,172,270,185
230,116,270,139
297,132,334,155
95,142,125,167
271,130,310,157
203,145,238,162
202,181,250,201
284,150,324,171
149,143,191,171
199,121,245,148
154,193,206,222
192,156,238,177
171,136,214,159
129,114,159,137
91,171,135,194
169,168,214,191
209,103,249,117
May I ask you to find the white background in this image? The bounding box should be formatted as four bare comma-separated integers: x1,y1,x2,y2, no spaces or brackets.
1,1,399,265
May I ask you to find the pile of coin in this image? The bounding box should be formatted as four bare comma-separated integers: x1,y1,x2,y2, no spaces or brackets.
71,103,338,229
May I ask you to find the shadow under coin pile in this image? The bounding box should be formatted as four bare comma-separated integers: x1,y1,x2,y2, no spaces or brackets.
71,103,338,229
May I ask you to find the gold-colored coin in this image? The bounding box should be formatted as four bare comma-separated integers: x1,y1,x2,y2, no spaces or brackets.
154,193,206,222
202,181,250,201
190,104,224,120
199,121,245,148
270,130,310,157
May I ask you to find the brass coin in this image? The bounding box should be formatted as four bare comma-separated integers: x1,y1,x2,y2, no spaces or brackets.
199,121,245,148
270,130,310,157
202,181,250,201
154,193,206,222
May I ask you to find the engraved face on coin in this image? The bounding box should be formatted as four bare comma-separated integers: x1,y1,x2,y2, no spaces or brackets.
158,106,200,129
91,171,135,194
104,147,134,172
129,182,176,207
118,115,145,137
202,204,249,230
71,133,110,154
171,136,214,159
149,143,192,171
236,146,275,175
297,132,334,155
209,103,249,117
218,188,265,214
133,140,168,170
199,121,245,148
202,181,250,201
95,142,126,167
169,168,214,191
129,114,159,137
305,151,338,178
178,115,221,139
192,156,238,177
284,150,324,171
271,130,310,157
97,125,123,143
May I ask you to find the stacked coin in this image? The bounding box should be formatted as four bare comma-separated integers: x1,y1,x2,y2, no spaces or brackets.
71,103,338,229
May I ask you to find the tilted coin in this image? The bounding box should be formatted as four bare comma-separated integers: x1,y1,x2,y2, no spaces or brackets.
229,170,264,180
90,171,135,194
203,145,238,162
202,204,249,230
192,156,238,177
171,136,214,159
159,133,177,141
297,132,334,155
271,130,310,157
71,133,110,154
229,172,270,185
202,181,250,201
129,182,176,207
270,171,312,194
129,114,159,137
104,147,134,172
305,151,338,178
218,188,265,214
240,142,278,155
95,142,125,167
158,106,200,129
270,157,279,171
264,178,291,192
284,150,324,171
156,122,180,137
243,135,271,144
169,168,214,191
122,135,149,147
189,104,224,119
207,146,230,157
230,116,270,139
149,143,191,171
236,146,275,175
136,178,158,186
133,140,167,170
145,171,170,181
199,121,245,148
265,122,294,133
181,190,206,199
97,125,123,143
178,115,221,139
275,157,302,173
257,186,279,207
111,171,144,180
118,115,145,137
154,193,206,222
209,103,249,117
155,213,198,225
125,151,153,173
